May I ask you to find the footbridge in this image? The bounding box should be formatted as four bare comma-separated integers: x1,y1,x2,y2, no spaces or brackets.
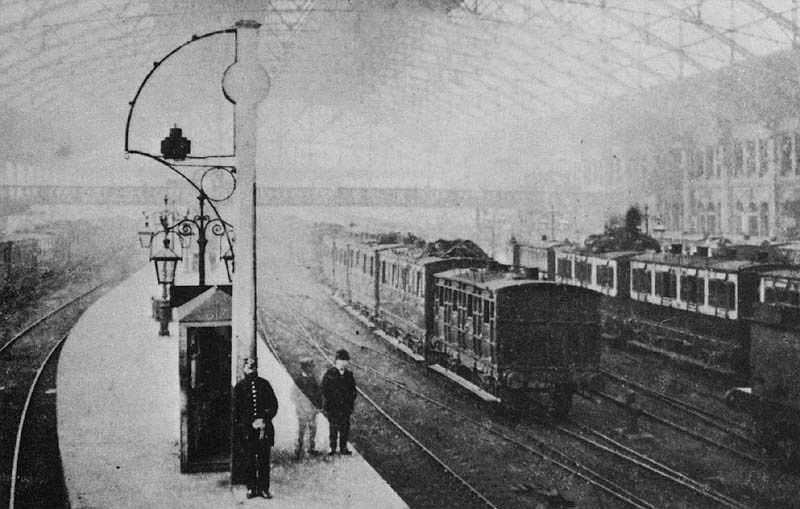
0,185,549,209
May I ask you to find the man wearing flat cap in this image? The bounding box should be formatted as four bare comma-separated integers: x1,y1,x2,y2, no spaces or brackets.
321,349,357,455
234,358,278,499
291,358,322,459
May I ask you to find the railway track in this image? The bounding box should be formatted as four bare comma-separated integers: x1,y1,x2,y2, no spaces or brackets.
1,277,119,508
262,294,753,509
258,308,500,508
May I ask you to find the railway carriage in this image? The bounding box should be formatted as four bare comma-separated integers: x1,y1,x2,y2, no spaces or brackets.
543,242,782,376
375,244,490,354
727,268,800,466
316,227,601,418
431,267,601,416
511,237,567,280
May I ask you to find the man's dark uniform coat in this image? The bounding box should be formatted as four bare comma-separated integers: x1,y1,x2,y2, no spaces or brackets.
233,373,278,489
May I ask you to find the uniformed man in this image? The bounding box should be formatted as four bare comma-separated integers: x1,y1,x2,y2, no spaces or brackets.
234,358,278,499
321,349,357,455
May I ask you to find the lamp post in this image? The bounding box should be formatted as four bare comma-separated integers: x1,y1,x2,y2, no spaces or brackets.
139,194,182,249
125,20,263,483
150,237,182,336
221,246,235,284
155,185,233,286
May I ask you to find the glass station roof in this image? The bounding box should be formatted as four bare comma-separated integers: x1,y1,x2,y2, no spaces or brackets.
2,0,800,188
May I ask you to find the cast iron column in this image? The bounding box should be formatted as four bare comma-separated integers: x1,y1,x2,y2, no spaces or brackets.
222,19,270,481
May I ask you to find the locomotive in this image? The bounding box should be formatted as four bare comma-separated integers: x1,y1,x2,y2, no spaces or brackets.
316,227,602,417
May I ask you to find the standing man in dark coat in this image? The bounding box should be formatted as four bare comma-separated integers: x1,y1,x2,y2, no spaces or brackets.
321,349,357,455
234,358,279,499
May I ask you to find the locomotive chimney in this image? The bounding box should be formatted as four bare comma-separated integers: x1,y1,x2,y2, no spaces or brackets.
510,235,520,270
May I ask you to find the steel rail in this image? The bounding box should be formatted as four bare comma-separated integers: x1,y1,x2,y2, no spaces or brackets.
8,332,68,509
555,422,751,509
0,277,116,356
601,368,753,437
592,389,766,467
261,306,654,509
258,308,499,509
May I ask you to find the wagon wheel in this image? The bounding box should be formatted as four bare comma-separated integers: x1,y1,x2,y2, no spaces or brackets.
550,385,573,420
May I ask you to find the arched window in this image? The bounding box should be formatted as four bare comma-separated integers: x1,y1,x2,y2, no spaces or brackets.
734,202,744,234
760,202,770,237
707,202,716,234
696,202,705,234
748,203,759,236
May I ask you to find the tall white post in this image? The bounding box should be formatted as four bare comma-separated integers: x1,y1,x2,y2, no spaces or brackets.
222,19,269,481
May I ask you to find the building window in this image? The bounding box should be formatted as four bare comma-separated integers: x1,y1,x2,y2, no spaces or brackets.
734,202,744,235
695,148,704,177
705,147,714,179
780,133,792,175
747,203,758,237
745,140,756,176
758,138,769,176
733,139,743,176
760,202,769,237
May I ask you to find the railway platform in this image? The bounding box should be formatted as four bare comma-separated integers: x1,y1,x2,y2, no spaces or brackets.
56,265,408,508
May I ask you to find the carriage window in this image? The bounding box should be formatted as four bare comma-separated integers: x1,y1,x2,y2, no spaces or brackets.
597,265,615,289
381,262,386,283
483,299,491,323
772,279,800,307
557,258,572,278
655,272,665,296
575,260,591,283
369,257,374,277
763,278,776,304
415,272,422,296
632,268,651,294
709,279,736,310
680,275,704,304
438,285,444,306
655,271,677,298
789,282,800,307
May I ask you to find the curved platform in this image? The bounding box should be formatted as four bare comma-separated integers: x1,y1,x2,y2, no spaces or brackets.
57,266,407,508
